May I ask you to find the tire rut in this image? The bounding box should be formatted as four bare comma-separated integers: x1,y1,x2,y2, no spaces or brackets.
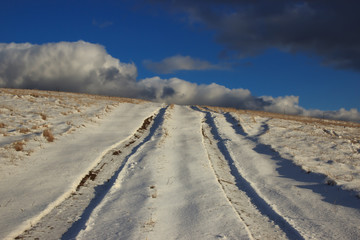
15,106,168,240
193,106,302,240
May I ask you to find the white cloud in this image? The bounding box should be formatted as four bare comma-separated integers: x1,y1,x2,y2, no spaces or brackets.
0,41,359,122
0,41,139,97
143,55,225,74
304,108,360,123
261,95,304,115
262,95,360,122
138,77,258,108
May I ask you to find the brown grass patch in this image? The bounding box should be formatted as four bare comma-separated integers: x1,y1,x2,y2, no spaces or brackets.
112,150,122,155
40,113,47,120
0,122,5,128
76,170,100,191
19,127,30,134
1,87,147,105
150,185,157,198
105,105,112,113
13,141,25,151
139,115,154,132
43,129,54,142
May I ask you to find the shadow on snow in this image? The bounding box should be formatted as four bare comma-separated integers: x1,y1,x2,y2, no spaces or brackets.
191,106,304,240
223,112,360,210
61,106,168,240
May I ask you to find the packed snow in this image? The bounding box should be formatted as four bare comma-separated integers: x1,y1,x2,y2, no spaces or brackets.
0,88,359,239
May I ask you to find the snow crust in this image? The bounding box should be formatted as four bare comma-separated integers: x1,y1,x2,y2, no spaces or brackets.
0,89,161,239
234,112,360,195
76,105,250,240
0,89,359,240
213,111,360,239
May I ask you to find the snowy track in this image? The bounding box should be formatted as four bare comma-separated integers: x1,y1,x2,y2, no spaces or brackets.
2,99,360,240
197,107,293,240
210,111,360,240
16,106,167,239
75,105,251,239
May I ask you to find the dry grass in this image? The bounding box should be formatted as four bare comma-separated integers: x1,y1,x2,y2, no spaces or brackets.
1,131,9,137
112,150,122,155
144,214,156,230
19,127,30,134
31,125,39,130
251,115,257,123
13,141,25,151
206,106,360,128
43,129,55,142
40,113,47,120
0,87,149,166
149,185,157,198
30,93,40,98
0,87,147,105
105,105,112,113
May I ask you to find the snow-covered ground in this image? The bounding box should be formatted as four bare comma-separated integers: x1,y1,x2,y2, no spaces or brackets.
0,88,359,239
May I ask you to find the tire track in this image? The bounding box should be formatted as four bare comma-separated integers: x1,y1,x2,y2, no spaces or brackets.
193,106,303,240
200,123,255,240
224,112,360,239
15,106,168,240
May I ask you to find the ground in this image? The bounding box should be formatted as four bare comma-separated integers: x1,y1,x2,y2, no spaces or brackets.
0,88,360,240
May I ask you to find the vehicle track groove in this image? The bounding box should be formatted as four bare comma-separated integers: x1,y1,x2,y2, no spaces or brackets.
192,106,303,240
15,106,168,240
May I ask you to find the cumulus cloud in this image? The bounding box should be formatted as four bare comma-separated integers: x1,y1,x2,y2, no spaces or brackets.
0,41,140,97
0,41,359,122
262,96,360,122
143,55,225,74
139,77,360,122
139,77,264,109
147,0,360,71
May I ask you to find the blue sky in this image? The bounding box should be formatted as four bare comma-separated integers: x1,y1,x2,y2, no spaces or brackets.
1,0,359,112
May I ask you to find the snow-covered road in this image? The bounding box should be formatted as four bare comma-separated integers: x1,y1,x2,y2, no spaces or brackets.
1,89,359,240
75,105,251,240
208,110,360,239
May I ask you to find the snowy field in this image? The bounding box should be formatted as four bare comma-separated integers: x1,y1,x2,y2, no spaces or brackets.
0,88,359,239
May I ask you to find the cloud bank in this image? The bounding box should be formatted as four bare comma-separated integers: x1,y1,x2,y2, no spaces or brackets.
0,41,359,122
0,41,139,98
143,55,224,74
148,0,360,71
